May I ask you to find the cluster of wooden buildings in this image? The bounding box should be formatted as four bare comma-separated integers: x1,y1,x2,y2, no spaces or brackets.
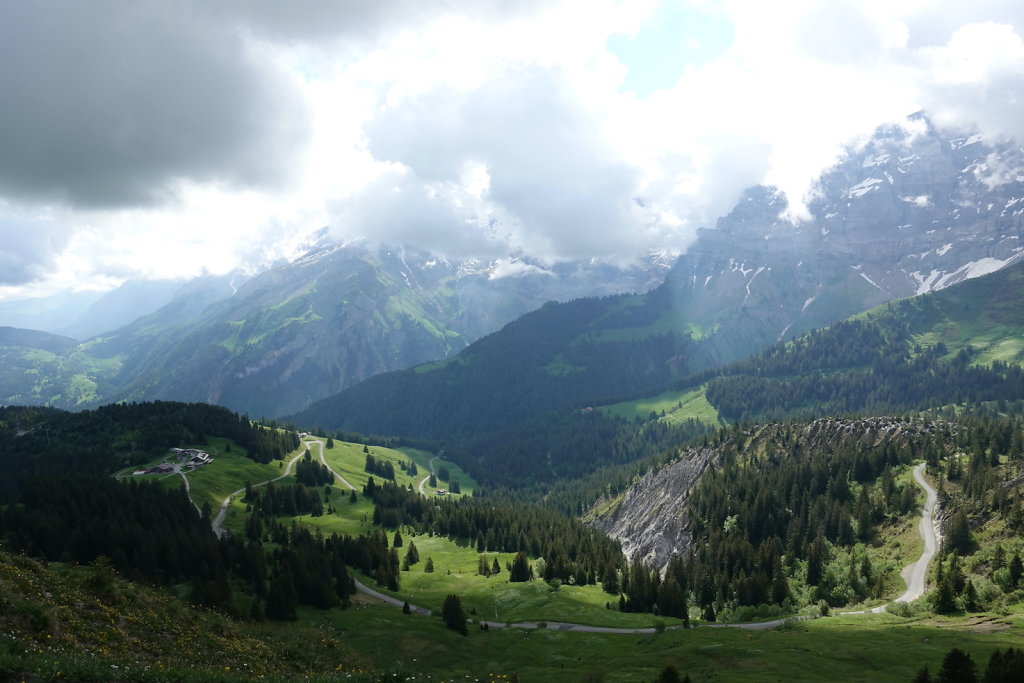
132,448,213,475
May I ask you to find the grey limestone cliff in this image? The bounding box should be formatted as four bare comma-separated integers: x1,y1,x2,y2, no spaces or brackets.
590,447,715,572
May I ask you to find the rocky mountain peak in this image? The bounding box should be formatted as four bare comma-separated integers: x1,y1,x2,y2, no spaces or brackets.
658,117,1024,369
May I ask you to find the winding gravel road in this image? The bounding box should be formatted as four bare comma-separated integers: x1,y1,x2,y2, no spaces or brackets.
837,463,938,617
210,438,358,537
417,456,438,496
895,463,939,604
312,439,358,491
210,446,309,538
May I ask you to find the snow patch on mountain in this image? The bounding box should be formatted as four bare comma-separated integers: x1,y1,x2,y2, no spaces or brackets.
741,266,766,306
909,270,943,295
858,271,882,290
950,134,983,150
862,153,891,168
729,259,754,277
848,178,884,198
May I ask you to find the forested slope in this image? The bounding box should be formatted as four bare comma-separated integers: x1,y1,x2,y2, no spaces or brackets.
676,259,1024,422
595,413,1024,622
293,292,691,438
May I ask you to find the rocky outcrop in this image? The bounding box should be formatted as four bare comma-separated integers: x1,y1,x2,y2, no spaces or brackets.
590,447,715,572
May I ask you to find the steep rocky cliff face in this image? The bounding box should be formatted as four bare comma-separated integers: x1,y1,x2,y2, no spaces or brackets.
666,115,1024,367
590,447,715,572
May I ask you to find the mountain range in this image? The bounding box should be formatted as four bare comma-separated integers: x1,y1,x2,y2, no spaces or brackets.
294,116,1024,441
2,115,1023,426
0,241,672,417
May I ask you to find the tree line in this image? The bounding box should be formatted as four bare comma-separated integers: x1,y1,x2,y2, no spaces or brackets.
362,477,625,588
678,418,954,616
0,401,299,501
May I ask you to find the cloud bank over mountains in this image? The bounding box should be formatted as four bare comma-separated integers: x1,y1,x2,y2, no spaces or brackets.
2,0,1024,298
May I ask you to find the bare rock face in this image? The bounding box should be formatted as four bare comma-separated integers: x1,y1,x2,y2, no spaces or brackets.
590,447,715,572
663,114,1024,369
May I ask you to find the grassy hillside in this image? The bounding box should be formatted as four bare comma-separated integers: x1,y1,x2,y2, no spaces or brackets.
599,386,722,426
4,546,1024,682
142,432,677,632
0,548,374,682
198,436,662,629
673,260,1024,423
6,402,1024,680
897,257,1024,365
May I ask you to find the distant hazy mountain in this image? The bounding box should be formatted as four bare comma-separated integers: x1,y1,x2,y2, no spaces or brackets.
0,242,671,415
0,327,77,354
0,290,105,337
55,279,189,340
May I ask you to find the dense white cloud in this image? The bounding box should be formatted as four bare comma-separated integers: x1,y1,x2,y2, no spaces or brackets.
360,68,647,261
3,0,1024,301
917,22,1024,138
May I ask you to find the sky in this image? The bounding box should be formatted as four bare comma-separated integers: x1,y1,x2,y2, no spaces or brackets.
2,0,1024,301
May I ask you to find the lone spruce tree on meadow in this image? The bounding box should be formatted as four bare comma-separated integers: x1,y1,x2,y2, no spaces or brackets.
442,594,468,635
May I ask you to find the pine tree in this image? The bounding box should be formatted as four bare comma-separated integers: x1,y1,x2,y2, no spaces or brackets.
1009,553,1023,588
963,580,979,612
509,551,531,582
930,574,958,614
993,545,1007,572
936,647,977,683
653,665,683,683
602,562,619,595
405,541,420,567
441,594,468,635
945,510,973,556
658,576,686,619
265,571,298,621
